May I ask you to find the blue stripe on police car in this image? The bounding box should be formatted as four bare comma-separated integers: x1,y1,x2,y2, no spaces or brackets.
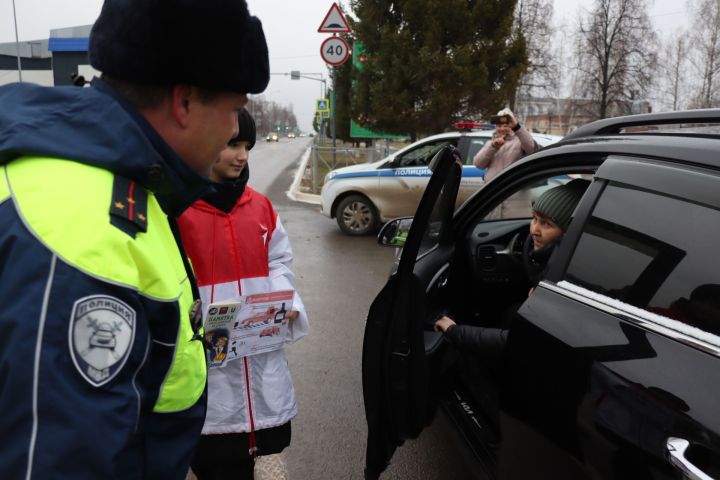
329,165,485,181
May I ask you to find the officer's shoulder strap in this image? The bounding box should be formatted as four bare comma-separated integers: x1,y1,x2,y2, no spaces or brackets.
109,174,149,238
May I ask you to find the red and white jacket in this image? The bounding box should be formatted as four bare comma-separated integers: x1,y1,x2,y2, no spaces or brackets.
178,187,309,435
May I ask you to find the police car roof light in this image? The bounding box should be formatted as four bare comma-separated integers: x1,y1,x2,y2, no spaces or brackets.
453,121,492,131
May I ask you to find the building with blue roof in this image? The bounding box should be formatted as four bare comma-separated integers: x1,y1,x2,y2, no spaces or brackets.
0,24,95,87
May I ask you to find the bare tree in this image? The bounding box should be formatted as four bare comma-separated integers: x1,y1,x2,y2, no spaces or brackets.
688,0,720,108
573,0,658,119
512,0,559,106
247,95,298,135
658,30,691,111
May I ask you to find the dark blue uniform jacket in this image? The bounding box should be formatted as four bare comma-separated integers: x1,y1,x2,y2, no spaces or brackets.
0,79,210,480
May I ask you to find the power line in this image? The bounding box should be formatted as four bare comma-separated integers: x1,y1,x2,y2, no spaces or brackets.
650,10,685,18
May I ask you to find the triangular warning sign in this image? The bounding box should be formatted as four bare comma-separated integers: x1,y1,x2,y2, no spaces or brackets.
318,3,351,33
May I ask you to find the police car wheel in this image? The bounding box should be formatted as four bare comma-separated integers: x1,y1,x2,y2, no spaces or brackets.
336,194,378,236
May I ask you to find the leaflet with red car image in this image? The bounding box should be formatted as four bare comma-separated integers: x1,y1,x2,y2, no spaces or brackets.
203,290,294,368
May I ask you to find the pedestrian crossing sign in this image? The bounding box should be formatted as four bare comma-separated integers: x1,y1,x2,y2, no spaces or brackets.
316,98,330,113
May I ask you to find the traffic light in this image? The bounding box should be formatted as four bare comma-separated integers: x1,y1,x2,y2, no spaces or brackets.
353,41,368,71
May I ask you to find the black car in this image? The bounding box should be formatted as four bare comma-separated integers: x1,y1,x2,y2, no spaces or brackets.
363,110,720,480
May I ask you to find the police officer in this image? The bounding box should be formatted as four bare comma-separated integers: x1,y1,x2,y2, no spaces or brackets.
0,1,269,479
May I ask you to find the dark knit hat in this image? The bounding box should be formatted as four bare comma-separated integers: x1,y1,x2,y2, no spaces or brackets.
532,179,590,231
89,0,269,94
231,108,256,150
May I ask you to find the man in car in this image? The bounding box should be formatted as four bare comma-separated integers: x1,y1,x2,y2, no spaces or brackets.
434,179,590,352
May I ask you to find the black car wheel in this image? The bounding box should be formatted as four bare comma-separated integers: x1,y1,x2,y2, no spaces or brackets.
335,194,378,236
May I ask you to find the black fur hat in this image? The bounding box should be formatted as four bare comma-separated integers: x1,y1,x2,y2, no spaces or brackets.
88,0,269,94
232,108,256,150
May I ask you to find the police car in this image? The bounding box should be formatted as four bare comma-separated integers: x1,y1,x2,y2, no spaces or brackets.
320,124,560,235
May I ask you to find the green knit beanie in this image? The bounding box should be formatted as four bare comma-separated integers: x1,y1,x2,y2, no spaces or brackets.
532,179,590,231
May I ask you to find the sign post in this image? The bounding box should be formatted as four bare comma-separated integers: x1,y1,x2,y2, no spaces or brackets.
316,98,330,113
320,36,350,66
318,3,352,165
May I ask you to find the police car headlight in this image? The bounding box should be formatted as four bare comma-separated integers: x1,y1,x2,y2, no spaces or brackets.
325,171,337,182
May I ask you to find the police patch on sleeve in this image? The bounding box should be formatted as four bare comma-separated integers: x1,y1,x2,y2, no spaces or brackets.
69,295,136,387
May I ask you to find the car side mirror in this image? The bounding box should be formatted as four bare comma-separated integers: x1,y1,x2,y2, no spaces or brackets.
377,217,413,247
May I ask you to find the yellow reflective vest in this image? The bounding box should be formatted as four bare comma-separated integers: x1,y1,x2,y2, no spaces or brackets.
0,156,207,478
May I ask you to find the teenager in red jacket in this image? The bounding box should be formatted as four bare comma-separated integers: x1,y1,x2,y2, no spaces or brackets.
178,109,309,479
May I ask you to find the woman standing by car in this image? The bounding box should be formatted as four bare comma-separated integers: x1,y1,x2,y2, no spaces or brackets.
473,108,538,182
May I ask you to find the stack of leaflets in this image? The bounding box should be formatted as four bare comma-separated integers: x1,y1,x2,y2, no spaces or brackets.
203,290,294,368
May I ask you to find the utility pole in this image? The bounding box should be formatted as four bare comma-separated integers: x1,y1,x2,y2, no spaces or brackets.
12,0,23,82
330,69,336,166
280,71,328,137
317,3,351,155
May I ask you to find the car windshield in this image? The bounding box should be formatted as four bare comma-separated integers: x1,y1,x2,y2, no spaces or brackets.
480,174,593,221
397,140,454,167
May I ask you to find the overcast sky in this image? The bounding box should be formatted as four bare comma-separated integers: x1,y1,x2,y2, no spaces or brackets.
0,0,690,132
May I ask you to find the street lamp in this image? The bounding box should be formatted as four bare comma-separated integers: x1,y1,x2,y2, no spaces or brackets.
269,71,334,146
271,71,327,97
283,71,331,143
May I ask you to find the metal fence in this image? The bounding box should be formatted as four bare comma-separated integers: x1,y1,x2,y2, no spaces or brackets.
306,141,397,194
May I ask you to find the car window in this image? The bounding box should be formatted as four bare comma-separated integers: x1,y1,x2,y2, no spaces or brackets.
417,176,460,257
396,139,456,167
418,187,446,257
481,175,579,221
466,137,490,165
564,181,720,336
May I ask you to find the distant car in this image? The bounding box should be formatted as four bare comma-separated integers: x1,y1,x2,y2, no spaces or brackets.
265,133,279,142
288,133,296,139
320,125,560,235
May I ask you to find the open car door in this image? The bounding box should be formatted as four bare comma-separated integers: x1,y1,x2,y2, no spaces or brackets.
362,145,463,479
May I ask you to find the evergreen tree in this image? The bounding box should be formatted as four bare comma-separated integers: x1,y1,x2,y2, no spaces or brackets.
351,0,526,137
333,32,355,142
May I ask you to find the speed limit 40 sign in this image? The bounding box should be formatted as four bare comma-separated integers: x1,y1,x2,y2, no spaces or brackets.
320,36,350,66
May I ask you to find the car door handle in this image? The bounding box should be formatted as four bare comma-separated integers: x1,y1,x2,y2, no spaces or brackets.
666,437,714,480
